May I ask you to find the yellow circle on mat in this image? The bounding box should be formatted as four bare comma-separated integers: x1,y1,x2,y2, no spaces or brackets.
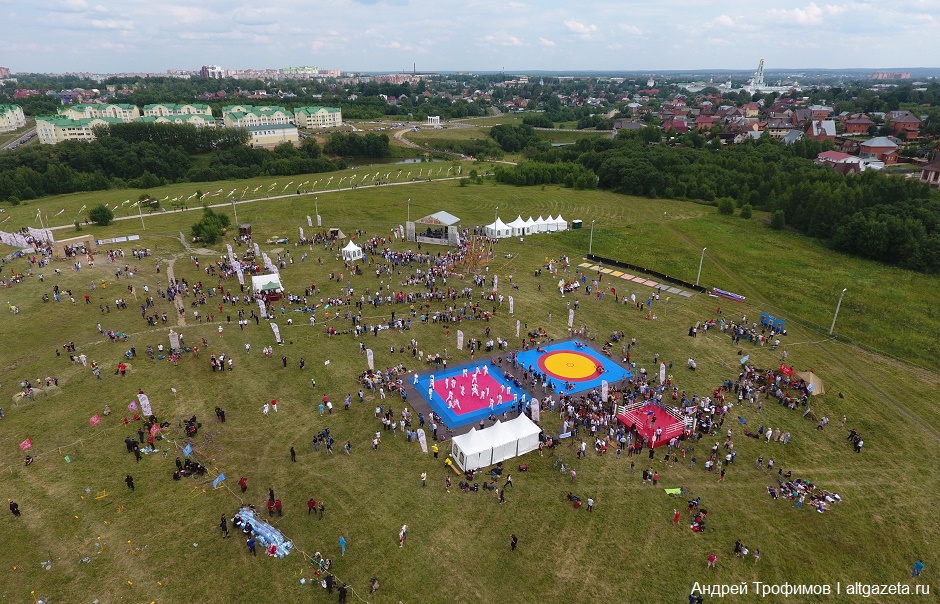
542,352,597,380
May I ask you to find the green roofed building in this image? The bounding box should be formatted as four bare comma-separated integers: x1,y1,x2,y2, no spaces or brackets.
35,115,125,144
139,114,215,128
57,103,141,123
294,106,342,129
0,104,26,133
222,105,293,128
142,103,213,118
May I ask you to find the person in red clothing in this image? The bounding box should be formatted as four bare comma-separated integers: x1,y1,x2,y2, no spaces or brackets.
673,509,681,527
652,471,659,486
238,476,248,493
274,499,283,516
308,498,317,515
267,499,275,516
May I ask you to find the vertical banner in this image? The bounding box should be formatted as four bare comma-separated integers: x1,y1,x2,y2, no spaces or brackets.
168,329,180,351
530,400,540,422
258,298,267,318
492,274,498,293
366,349,374,371
568,309,575,328
508,296,514,315
399,225,405,239
180,231,187,247
601,380,609,403
316,214,322,227
457,330,464,350
253,242,261,256
659,362,666,385
516,320,520,337
299,227,304,240
212,473,226,489
307,215,313,227
271,322,282,344
137,393,153,416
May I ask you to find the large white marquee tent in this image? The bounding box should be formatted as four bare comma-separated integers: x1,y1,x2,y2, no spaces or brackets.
450,414,542,471
341,240,363,262
484,217,512,239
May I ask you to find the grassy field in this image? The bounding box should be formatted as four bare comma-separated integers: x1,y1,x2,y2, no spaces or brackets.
2,176,938,603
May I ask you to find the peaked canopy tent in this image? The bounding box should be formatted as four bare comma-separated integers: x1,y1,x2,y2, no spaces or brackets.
484,217,512,239
450,414,543,471
341,240,363,262
554,215,568,231
525,216,537,233
545,215,559,232
535,216,549,233
451,428,492,472
507,216,529,237
407,210,461,246
795,371,825,396
251,274,283,294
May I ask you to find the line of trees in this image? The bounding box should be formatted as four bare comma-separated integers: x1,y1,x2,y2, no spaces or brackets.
512,134,940,273
322,132,391,157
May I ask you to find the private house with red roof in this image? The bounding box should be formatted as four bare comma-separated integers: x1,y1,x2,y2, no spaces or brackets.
694,115,717,131
765,118,794,139
807,120,836,143
886,110,920,140
842,113,874,135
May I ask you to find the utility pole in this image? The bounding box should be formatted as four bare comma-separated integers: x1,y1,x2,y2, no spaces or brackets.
829,288,847,335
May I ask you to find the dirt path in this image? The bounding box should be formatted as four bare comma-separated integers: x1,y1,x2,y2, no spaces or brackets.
165,257,186,327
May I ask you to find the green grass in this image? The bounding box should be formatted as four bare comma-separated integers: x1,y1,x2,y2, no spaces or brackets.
2,178,939,603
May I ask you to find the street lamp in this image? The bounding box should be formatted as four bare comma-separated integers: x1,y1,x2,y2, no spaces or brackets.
407,198,411,223
231,198,239,228
829,288,847,335
695,247,707,287
588,220,595,255
137,200,145,230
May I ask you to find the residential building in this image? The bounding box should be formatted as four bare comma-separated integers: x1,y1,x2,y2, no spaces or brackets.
0,104,26,133
35,115,124,144
222,105,293,128
138,114,215,128
781,130,804,145
764,118,793,139
809,105,833,120
200,65,224,79
57,103,140,123
807,120,836,143
920,158,940,189
245,123,299,148
293,106,342,129
886,110,920,140
0,67,11,79
143,103,213,117
859,137,899,165
842,113,874,135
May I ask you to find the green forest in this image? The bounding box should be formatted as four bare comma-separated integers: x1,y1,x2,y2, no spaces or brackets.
492,126,940,273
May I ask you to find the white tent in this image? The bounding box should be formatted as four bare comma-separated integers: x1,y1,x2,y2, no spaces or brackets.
507,215,529,237
535,216,549,233
525,216,537,233
450,414,543,471
451,428,492,472
545,214,559,232
341,240,363,262
484,217,512,239
251,274,283,294
554,214,568,231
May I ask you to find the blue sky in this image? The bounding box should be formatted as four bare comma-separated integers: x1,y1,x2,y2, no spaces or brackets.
1,0,937,73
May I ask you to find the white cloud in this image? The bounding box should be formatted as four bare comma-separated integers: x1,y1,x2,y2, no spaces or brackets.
483,34,525,46
619,23,643,36
90,19,134,30
539,37,556,47
564,20,598,35
232,7,279,26
767,2,850,26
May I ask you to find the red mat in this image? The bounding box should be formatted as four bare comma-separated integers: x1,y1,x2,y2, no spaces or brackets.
432,371,514,416
617,403,686,448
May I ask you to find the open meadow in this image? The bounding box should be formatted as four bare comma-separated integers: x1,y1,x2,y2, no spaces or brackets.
2,175,938,603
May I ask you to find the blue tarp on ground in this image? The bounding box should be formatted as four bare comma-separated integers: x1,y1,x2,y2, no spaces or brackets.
235,506,292,558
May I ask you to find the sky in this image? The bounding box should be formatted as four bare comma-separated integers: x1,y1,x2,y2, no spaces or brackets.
1,0,938,74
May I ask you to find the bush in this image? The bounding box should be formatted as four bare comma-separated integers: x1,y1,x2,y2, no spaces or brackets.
190,207,231,244
740,203,753,219
89,204,114,226
716,197,736,215
770,209,786,230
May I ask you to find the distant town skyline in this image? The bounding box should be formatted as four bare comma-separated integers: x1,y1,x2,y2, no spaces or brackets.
1,0,938,74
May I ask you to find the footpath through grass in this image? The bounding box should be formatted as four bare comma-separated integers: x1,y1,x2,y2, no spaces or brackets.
1,178,938,603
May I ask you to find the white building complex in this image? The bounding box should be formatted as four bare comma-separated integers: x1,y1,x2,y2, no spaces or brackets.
57,103,141,123
0,104,26,133
293,106,342,129
35,115,125,144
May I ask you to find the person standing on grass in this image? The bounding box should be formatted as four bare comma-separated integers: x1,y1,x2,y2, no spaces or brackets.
125,474,135,491
319,501,325,520
399,524,407,547
247,536,256,556
238,476,248,493
912,560,925,577
421,471,427,488
339,535,346,556
510,534,518,551
673,509,681,527
220,515,229,538
290,447,296,462
9,499,20,517
707,553,717,568
308,498,316,515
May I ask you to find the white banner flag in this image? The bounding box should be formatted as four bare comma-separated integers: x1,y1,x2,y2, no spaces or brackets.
366,349,374,371
316,214,322,227
568,309,575,328
168,329,181,351
457,330,464,350
299,227,304,240
631,293,636,303
253,242,261,256
516,320,520,337
601,380,609,403
492,274,498,293
307,215,313,227
180,231,187,247
508,296,514,315
271,322,282,344
531,400,540,423
137,393,153,417
399,224,405,239
258,298,267,318
659,362,666,385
